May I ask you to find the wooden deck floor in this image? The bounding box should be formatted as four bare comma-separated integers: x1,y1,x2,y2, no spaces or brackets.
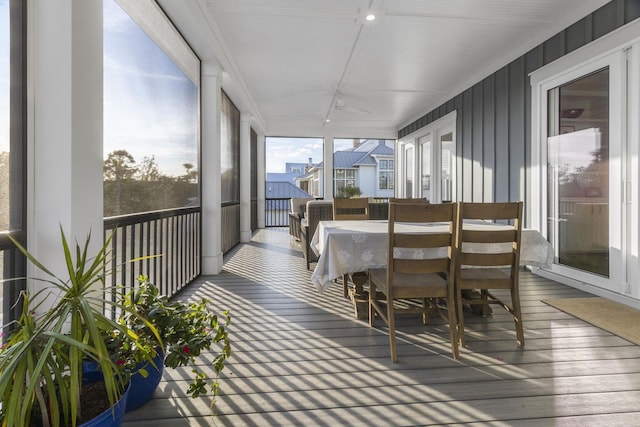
123,227,640,426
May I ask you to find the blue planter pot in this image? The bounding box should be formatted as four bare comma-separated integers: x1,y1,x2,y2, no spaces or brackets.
125,350,165,412
79,381,130,427
82,348,164,412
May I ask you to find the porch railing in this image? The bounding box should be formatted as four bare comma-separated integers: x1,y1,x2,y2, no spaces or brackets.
265,198,290,227
104,207,200,318
264,197,391,227
0,231,26,332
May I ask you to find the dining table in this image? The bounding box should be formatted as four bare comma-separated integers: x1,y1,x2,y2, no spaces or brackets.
310,219,554,294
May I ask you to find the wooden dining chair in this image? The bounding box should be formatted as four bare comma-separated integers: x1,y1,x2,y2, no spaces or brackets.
333,197,370,298
368,202,459,361
333,197,369,220
454,201,524,347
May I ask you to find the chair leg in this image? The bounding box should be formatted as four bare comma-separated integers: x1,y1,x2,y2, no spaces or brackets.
368,279,376,327
511,287,525,347
387,296,397,362
343,274,349,298
456,288,466,347
480,289,490,316
446,295,459,359
422,298,429,325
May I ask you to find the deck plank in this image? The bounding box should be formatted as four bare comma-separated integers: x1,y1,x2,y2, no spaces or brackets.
123,228,640,426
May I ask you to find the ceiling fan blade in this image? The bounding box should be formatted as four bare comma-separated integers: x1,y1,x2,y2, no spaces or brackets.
334,96,371,114
335,104,371,114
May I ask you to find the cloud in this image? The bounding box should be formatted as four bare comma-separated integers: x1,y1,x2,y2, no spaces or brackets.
265,137,324,173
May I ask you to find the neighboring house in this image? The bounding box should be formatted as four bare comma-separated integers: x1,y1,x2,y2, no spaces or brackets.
285,162,307,175
295,168,323,198
297,139,394,199
266,172,302,186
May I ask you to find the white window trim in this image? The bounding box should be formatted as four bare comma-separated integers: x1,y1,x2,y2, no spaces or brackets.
397,110,457,202
530,18,640,304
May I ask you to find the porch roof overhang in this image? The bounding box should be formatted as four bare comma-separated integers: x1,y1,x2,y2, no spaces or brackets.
158,0,610,138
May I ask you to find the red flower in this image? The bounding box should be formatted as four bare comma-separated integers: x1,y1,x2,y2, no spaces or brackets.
116,359,126,365
182,345,190,354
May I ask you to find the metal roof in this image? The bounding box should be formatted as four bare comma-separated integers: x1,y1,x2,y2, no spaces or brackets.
265,181,311,198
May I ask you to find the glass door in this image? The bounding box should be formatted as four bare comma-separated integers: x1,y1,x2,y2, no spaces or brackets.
547,68,609,276
404,145,414,197
402,112,457,203
440,130,455,203
546,65,623,291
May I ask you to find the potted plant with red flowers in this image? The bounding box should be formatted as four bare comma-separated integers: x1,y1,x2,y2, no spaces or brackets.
104,275,231,411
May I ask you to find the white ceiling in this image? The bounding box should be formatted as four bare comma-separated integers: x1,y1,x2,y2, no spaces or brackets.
161,0,610,138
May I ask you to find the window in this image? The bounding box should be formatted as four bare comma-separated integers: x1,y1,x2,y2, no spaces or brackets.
379,159,394,190
419,135,431,199
399,111,456,202
0,0,9,231
103,0,200,216
1,0,27,329
334,169,356,196
220,91,240,204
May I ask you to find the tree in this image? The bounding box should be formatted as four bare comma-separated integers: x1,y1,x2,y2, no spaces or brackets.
104,150,137,215
104,150,136,180
182,163,198,184
137,155,162,182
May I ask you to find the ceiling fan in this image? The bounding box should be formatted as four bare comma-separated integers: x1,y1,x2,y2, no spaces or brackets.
333,93,371,114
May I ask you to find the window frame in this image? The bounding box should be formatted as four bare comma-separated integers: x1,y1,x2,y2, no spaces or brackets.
1,0,27,331
530,21,639,299
378,159,394,190
398,111,457,202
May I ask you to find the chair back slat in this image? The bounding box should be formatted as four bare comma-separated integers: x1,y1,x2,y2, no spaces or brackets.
389,197,429,205
460,252,514,267
394,232,451,249
393,258,451,274
461,229,518,244
458,202,521,220
333,198,370,220
393,203,451,223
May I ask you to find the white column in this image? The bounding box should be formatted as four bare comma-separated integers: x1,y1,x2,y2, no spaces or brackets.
201,61,223,274
29,0,103,300
323,134,334,199
239,113,251,242
257,131,266,228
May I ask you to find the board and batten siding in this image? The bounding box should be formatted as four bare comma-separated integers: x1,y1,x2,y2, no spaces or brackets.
399,0,640,206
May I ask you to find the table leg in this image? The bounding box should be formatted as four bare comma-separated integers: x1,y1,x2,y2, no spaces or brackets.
349,272,370,319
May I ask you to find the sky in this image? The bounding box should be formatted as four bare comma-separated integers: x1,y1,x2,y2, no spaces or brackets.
1,1,197,176
265,137,357,173
0,0,8,154
2,1,378,177
103,0,198,177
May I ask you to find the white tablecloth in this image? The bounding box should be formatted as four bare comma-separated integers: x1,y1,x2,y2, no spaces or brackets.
310,220,553,292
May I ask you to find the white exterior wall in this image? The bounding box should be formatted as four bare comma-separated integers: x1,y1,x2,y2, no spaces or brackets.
357,165,377,197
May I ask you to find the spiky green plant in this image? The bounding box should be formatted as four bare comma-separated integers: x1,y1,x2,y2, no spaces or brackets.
0,227,154,427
